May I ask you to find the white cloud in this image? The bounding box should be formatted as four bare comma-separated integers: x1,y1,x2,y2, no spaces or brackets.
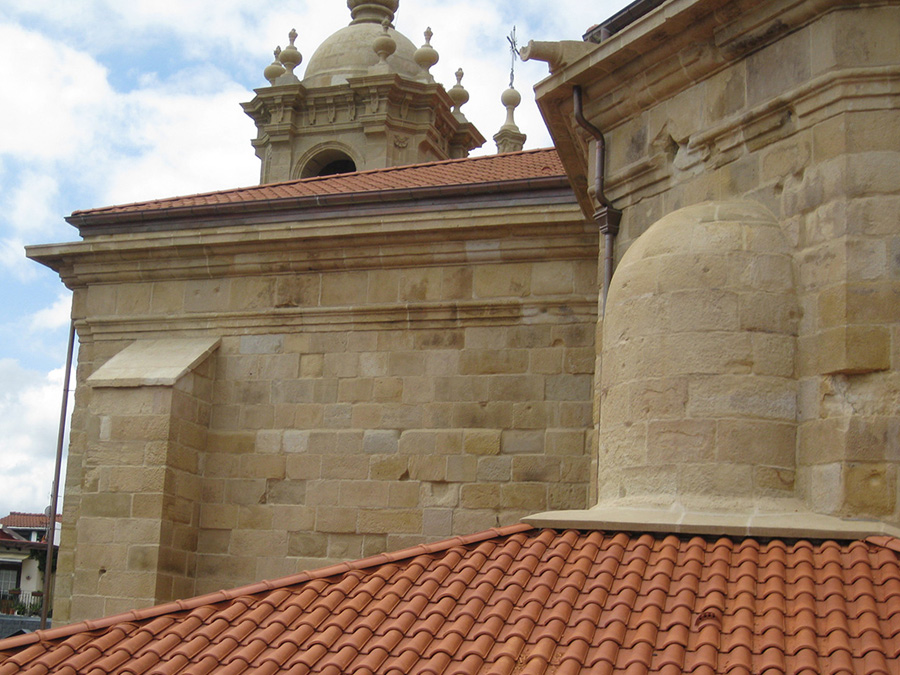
0,23,114,161
0,359,67,517
0,237,37,282
99,83,259,205
2,170,60,238
28,293,71,332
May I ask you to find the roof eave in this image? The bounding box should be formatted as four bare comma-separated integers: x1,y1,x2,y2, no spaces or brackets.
65,175,573,235
0,523,534,652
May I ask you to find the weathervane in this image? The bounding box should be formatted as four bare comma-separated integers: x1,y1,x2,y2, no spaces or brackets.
507,26,519,88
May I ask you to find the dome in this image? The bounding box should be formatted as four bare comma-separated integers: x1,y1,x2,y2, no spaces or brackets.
302,19,426,88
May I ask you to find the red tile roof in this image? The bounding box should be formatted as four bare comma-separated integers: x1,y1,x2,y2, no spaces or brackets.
69,148,565,219
2,524,899,674
0,512,59,529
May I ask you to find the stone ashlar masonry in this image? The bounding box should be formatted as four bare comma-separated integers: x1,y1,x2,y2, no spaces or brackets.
243,74,484,183
33,193,597,622
536,0,900,520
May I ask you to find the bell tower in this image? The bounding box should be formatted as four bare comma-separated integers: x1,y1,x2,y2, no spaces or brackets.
242,0,484,183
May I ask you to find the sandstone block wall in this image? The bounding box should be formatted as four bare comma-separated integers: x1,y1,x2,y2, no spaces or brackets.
57,344,215,621
195,320,593,593
538,0,900,522
49,202,596,621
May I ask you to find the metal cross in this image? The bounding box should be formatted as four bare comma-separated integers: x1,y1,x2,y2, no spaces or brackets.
507,26,519,88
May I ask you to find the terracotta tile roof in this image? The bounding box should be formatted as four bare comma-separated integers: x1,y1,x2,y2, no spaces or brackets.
70,148,565,218
0,529,24,542
0,512,59,528
2,524,900,674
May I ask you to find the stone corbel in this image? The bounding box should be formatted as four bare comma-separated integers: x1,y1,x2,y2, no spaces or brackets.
367,88,381,114
400,94,411,120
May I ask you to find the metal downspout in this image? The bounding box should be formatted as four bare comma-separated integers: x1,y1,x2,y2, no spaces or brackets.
572,86,621,314
41,317,75,630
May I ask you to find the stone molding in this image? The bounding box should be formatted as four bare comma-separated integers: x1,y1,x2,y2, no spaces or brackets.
75,297,598,342
537,0,887,107
64,185,575,237
601,64,900,208
534,0,900,215
30,207,594,287
243,73,484,182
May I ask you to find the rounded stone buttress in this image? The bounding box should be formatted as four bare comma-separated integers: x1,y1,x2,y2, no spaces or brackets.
597,201,800,512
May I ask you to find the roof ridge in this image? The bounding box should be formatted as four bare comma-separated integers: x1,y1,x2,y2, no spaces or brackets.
70,148,560,217
274,147,559,187
0,523,535,651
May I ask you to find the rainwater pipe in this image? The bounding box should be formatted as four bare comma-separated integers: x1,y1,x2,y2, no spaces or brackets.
572,85,621,314
41,317,75,630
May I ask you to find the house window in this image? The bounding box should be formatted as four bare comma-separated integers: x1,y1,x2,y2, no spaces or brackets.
0,567,18,593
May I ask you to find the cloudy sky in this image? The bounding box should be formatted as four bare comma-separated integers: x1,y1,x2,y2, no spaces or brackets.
0,0,632,518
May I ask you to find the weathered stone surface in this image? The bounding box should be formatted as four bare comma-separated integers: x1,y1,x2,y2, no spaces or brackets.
527,0,900,531
45,0,900,629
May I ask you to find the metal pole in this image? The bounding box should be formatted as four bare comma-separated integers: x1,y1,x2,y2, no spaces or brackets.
40,317,75,630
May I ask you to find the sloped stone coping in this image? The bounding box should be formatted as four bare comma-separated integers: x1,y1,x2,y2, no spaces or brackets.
87,337,220,387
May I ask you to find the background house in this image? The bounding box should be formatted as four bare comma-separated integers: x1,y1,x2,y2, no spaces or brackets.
0,513,58,633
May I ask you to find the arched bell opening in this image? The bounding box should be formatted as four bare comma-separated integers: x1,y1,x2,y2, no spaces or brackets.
299,148,358,178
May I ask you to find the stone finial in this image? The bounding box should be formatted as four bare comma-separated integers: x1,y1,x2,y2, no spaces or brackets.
276,29,303,83
448,68,470,121
372,18,397,70
348,0,399,26
264,46,286,85
414,27,439,81
501,87,521,127
493,86,526,153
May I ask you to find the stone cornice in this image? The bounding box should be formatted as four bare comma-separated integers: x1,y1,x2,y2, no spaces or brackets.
532,0,900,214
244,75,458,136
29,203,594,285
75,297,598,342
535,0,894,105
602,64,900,207
242,74,485,169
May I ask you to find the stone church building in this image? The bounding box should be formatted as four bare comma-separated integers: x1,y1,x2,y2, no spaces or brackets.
13,2,900,668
